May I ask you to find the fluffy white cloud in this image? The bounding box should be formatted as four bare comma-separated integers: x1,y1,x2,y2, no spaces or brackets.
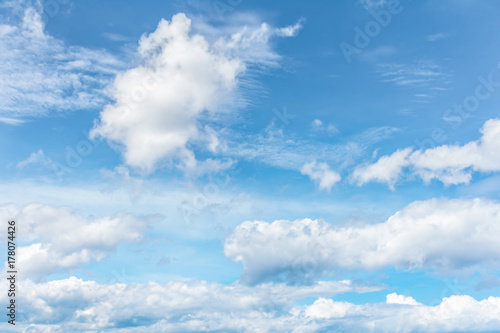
0,3,124,118
3,277,500,332
305,298,354,319
1,277,381,332
386,292,420,305
303,294,500,332
352,119,500,187
91,13,301,172
300,161,341,192
224,198,500,284
351,148,412,189
0,204,147,279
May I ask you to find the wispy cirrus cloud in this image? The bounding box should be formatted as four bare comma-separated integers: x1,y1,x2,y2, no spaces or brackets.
225,123,399,173
0,3,125,119
426,32,449,42
375,61,451,102
16,149,53,169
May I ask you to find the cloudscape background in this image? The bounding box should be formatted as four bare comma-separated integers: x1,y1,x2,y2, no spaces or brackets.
2,0,500,331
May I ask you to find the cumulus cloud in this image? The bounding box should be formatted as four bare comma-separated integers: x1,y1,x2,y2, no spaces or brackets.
225,198,500,284
1,277,381,332
300,161,341,192
4,277,500,332
351,147,412,189
0,204,147,279
91,13,302,173
386,292,420,305
0,3,124,118
352,119,500,187
303,294,500,332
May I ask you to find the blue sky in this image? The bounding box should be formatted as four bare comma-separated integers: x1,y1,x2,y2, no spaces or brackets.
2,0,500,331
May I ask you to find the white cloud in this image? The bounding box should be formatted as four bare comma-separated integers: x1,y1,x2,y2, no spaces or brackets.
305,298,354,319
352,119,500,187
0,116,24,125
3,277,500,332
102,32,131,42
312,119,323,127
277,18,304,37
224,198,500,284
351,147,412,189
91,13,301,173
376,61,450,95
2,277,381,332
303,294,500,332
16,149,53,169
0,203,147,279
386,292,420,305
301,161,341,192
426,32,449,42
311,119,339,134
0,4,124,118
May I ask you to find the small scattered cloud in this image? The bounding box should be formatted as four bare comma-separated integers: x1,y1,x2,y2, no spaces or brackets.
16,149,53,169
426,32,449,42
351,148,412,190
311,119,339,134
386,293,421,305
102,32,131,42
277,17,305,37
301,161,341,192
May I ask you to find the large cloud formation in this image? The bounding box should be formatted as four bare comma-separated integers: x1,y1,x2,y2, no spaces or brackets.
3,277,499,332
225,198,500,284
91,13,301,172
0,204,147,279
352,118,500,187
